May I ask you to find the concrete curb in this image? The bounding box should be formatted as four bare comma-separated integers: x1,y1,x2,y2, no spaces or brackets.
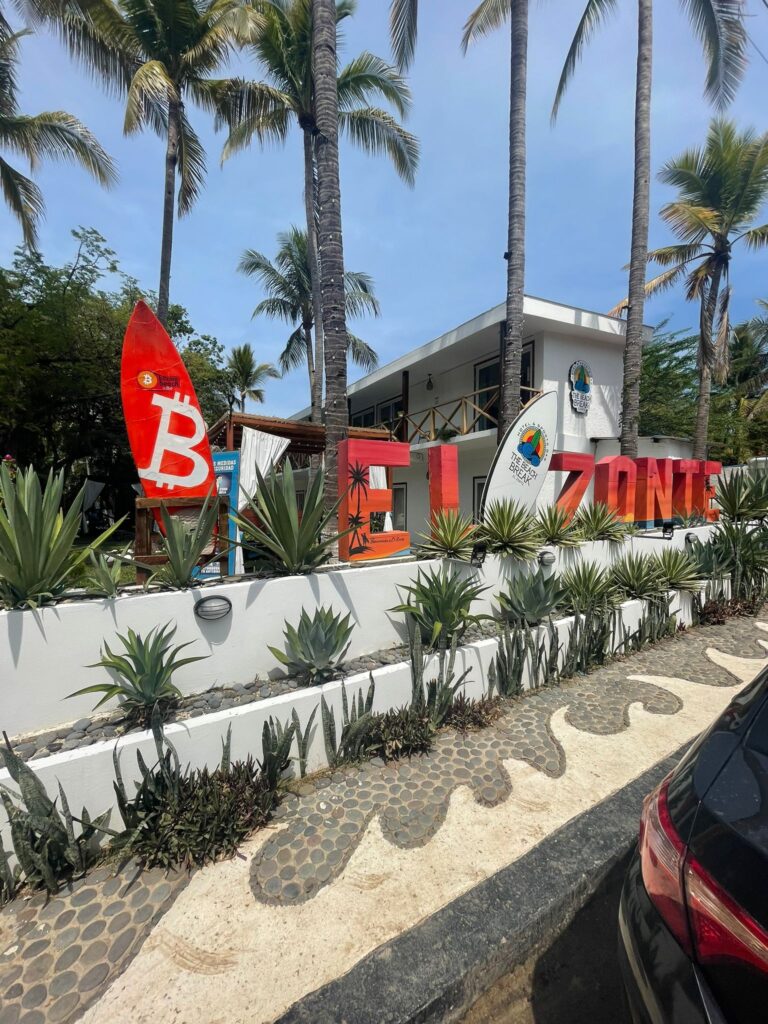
277,745,687,1024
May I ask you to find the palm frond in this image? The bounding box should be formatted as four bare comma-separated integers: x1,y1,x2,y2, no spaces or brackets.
337,51,411,117
1,110,116,185
339,107,418,186
177,108,205,215
551,0,618,122
0,155,43,248
278,327,308,374
123,59,174,134
389,0,417,70
461,0,511,51
739,223,768,250
679,0,747,109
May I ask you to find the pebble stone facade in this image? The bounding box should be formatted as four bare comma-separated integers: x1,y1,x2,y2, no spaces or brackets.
0,615,765,1022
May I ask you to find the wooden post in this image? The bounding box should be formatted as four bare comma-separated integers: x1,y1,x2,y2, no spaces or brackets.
400,370,410,442
226,414,235,451
133,495,230,584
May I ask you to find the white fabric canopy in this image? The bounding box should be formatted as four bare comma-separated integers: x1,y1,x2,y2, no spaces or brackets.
238,427,290,511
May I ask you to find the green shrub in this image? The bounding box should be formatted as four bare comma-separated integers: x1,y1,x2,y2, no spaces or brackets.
392,566,488,646
560,562,618,614
480,499,542,559
409,630,471,728
572,501,628,542
487,620,560,698
610,552,667,602
418,508,478,560
0,464,123,609
153,498,220,589
655,548,702,593
712,519,768,601
268,606,354,685
69,622,207,726
0,736,108,900
498,567,565,625
536,504,581,547
233,462,346,574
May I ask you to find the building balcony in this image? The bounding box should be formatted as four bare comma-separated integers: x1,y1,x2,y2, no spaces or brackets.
383,386,541,444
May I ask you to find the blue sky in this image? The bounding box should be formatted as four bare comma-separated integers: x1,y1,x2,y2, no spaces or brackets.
4,0,768,417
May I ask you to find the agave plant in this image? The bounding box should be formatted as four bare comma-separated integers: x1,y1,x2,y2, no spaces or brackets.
498,568,566,626
0,736,108,895
715,467,768,522
654,548,702,594
712,520,768,601
0,464,123,609
392,566,488,646
233,462,346,574
536,504,581,547
418,508,478,560
320,678,377,767
480,499,542,560
153,498,221,588
81,547,132,597
572,502,628,543
560,562,618,614
268,606,354,685
69,622,207,725
610,552,667,602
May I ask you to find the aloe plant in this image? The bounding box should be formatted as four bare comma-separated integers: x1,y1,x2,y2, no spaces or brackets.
715,466,768,523
320,678,377,767
610,552,667,602
0,735,108,895
498,568,565,625
0,464,123,608
268,606,354,685
572,501,628,542
69,622,207,725
480,499,542,559
233,462,347,574
560,561,618,614
536,504,581,547
418,508,478,560
654,548,702,594
408,630,470,728
392,566,488,646
153,498,221,588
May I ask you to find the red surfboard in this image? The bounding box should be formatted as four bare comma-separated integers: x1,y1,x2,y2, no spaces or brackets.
121,301,215,517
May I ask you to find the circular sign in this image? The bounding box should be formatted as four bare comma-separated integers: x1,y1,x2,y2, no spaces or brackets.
137,370,158,390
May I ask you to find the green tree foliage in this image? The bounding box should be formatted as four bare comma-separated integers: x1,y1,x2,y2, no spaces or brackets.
0,229,229,485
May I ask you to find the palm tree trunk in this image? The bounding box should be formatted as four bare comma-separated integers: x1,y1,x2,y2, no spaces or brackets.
303,130,325,424
693,262,724,460
620,0,652,458
312,0,349,532
498,0,528,438
157,97,181,328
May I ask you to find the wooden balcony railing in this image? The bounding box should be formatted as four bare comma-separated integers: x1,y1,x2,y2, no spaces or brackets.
384,386,541,444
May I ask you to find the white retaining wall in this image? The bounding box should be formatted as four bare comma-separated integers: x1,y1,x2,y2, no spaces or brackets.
0,587,700,857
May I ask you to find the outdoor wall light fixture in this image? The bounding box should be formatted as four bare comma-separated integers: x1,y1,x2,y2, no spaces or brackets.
194,595,232,621
470,541,487,568
538,549,557,567
426,373,434,391
662,521,675,540
685,531,697,545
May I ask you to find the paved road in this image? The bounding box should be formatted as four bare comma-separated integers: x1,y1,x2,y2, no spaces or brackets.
463,853,632,1024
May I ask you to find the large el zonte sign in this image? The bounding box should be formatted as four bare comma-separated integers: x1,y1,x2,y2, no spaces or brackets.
337,391,722,561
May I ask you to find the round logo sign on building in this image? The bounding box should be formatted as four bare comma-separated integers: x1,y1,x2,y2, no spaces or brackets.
569,360,592,415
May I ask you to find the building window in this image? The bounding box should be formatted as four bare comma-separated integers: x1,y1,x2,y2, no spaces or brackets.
392,482,407,531
351,406,375,428
377,396,404,431
473,476,486,522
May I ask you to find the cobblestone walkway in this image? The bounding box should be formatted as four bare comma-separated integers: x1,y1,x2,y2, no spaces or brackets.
0,616,766,1024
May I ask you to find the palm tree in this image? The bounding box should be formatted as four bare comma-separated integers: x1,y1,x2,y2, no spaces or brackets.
0,17,115,248
37,0,262,325
644,120,768,459
462,1,529,436
553,0,747,458
226,343,278,412
216,0,416,422
239,226,379,418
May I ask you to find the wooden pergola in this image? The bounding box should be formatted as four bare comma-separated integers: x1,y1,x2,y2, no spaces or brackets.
207,411,390,457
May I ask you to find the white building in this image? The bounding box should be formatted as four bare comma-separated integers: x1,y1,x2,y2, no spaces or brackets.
294,296,692,537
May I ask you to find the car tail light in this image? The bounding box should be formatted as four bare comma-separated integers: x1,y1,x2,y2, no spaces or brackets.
685,857,768,975
639,778,692,953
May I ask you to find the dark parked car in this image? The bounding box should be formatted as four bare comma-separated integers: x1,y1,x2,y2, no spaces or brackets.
619,667,768,1024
